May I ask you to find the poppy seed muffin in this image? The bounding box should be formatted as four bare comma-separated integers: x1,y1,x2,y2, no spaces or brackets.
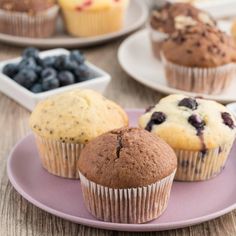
139,94,236,181
79,127,177,223
161,25,236,94
30,89,128,179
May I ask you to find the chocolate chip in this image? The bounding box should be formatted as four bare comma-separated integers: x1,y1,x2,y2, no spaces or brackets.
145,112,166,131
221,112,235,129
178,98,198,110
188,114,205,135
186,49,192,54
195,42,201,47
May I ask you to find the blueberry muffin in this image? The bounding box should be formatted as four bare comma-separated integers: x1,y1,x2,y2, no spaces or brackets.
149,2,215,59
139,94,236,181
0,0,59,37
79,127,177,223
161,25,236,94
29,89,129,179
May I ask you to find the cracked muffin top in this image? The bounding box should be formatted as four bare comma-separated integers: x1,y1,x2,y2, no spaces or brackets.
29,89,128,144
139,94,236,151
78,127,177,188
150,2,215,34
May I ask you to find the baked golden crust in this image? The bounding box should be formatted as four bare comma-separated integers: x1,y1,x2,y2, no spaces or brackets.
78,127,177,188
29,89,128,144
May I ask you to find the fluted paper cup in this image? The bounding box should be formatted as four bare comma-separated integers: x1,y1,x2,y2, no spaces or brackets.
35,135,84,179
161,53,236,94
174,142,234,181
79,170,176,223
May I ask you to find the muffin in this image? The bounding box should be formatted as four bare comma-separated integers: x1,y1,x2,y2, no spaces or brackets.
79,127,177,223
29,89,128,179
161,25,236,94
0,0,59,38
139,94,236,181
58,0,129,37
148,2,215,59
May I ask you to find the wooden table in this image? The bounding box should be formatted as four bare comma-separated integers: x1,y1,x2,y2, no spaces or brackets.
0,40,236,236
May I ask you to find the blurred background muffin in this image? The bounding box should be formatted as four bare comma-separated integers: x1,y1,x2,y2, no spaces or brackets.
0,0,59,37
59,0,130,37
29,89,128,179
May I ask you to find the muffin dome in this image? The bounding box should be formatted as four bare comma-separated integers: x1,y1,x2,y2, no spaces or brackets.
30,89,128,144
162,25,236,67
78,127,177,188
139,94,236,151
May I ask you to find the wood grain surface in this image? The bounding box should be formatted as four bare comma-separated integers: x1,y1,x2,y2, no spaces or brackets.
0,40,236,236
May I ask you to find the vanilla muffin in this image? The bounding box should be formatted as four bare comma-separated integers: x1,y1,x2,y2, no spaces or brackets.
149,2,215,59
79,127,177,223
58,0,129,37
161,25,236,94
29,89,128,179
0,0,59,37
139,94,236,181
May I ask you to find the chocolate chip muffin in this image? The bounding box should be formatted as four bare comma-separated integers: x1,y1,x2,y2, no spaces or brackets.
148,2,215,59
0,0,59,37
161,25,236,94
79,127,177,223
139,94,236,181
29,89,128,179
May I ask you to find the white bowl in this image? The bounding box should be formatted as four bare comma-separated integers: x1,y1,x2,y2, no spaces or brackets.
0,48,111,111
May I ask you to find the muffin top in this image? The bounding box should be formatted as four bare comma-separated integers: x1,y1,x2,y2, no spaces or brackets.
78,127,177,188
0,0,56,13
58,0,129,11
162,25,236,67
150,2,215,34
139,94,236,151
29,89,128,144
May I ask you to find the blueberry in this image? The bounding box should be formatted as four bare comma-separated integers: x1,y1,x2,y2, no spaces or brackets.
41,67,57,79
22,47,39,59
221,112,235,129
58,71,75,86
41,56,56,68
188,114,205,135
18,58,37,71
54,55,73,71
70,50,85,64
42,77,59,91
2,63,19,78
145,112,166,131
30,83,43,93
178,98,198,110
14,69,38,89
35,65,42,75
74,64,90,81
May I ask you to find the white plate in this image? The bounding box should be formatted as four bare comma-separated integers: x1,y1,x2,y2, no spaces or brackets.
0,49,111,111
118,21,236,104
0,0,148,49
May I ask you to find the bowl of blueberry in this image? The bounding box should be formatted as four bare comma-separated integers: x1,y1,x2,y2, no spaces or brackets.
0,47,111,111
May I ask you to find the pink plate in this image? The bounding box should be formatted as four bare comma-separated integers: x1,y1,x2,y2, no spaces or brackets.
7,109,236,232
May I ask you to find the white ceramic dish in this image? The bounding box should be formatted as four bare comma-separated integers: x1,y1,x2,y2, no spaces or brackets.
118,21,235,104
0,48,111,111
0,0,148,49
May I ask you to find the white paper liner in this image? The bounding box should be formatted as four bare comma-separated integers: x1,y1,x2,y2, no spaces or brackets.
35,135,84,179
161,53,236,94
79,170,176,223
0,5,59,38
174,142,233,181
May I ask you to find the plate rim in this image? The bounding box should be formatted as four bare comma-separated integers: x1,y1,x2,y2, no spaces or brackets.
0,0,148,48
7,108,236,232
118,25,236,104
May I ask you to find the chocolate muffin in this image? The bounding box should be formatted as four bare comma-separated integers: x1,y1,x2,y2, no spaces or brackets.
139,94,236,181
161,24,236,94
79,127,177,223
149,2,215,59
0,0,59,37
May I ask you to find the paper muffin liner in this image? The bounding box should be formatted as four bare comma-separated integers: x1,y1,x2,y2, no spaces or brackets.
34,135,84,179
61,4,128,37
174,142,234,181
161,53,236,94
79,170,176,223
0,5,59,38
148,24,169,60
